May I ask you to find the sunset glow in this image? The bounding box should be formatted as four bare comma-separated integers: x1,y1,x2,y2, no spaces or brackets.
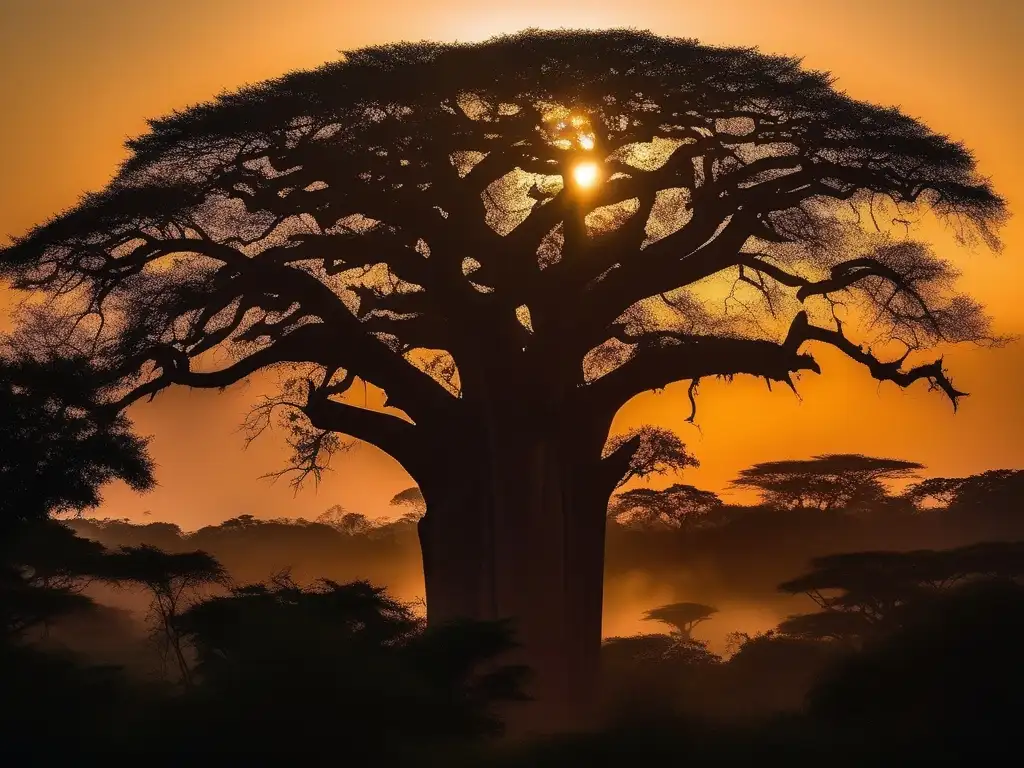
2,3,1022,747
0,0,1019,533
573,160,600,188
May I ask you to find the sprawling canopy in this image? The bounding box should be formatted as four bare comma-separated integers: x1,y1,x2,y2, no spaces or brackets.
0,29,1004,485
0,30,1007,727
730,454,924,510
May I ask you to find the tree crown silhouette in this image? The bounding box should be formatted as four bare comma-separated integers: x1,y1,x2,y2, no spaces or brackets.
730,454,924,510
0,28,1006,725
643,601,718,638
0,30,1003,481
0,354,153,529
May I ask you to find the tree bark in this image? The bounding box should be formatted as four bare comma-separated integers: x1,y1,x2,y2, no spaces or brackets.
416,415,609,735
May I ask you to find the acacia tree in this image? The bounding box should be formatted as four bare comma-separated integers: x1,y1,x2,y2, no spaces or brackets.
0,31,1005,723
777,543,1024,644
730,454,924,511
643,602,718,639
609,483,723,529
104,545,228,686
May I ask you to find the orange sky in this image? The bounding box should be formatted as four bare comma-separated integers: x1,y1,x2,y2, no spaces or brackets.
1,0,1021,530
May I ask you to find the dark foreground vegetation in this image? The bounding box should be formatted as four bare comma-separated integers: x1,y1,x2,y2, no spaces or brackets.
4,398,1024,761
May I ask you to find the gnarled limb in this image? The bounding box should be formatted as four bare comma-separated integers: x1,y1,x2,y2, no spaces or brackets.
792,313,967,408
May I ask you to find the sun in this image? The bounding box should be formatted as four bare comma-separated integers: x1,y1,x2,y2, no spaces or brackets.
572,161,600,189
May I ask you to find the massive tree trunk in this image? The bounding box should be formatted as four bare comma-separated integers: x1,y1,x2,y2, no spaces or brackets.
416,402,610,734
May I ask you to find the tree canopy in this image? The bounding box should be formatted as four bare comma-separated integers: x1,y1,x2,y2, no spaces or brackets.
643,602,718,638
608,483,722,529
0,29,1006,728
906,469,1024,510
0,29,1004,487
0,354,154,530
777,542,1024,642
730,454,923,510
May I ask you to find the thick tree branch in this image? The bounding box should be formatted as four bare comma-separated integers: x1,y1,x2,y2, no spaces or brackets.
586,321,822,420
795,314,967,408
300,392,427,481
127,237,456,421
587,309,966,422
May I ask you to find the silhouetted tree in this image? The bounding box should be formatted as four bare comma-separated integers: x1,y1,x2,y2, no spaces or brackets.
719,630,839,718
609,483,722,529
315,504,374,534
1,30,1004,721
0,354,153,532
906,468,1024,509
643,602,718,639
606,426,700,489
0,354,154,647
731,454,924,511
777,542,1024,643
906,469,1024,539
808,578,1024,754
600,632,720,724
103,545,227,685
390,486,427,521
174,575,528,750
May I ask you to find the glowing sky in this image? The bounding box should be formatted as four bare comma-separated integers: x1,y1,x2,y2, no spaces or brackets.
1,0,1021,529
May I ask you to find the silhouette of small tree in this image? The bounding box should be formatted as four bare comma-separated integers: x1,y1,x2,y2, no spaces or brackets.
609,483,722,529
390,487,426,521
905,468,1024,511
731,454,924,511
605,426,700,490
777,542,1024,643
174,575,528,748
2,29,1005,720
316,504,374,534
103,545,227,685
643,602,718,639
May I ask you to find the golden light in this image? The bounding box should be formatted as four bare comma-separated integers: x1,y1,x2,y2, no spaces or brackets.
572,161,600,188
578,133,595,150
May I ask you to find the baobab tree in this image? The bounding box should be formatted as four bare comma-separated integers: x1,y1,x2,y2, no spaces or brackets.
0,30,1005,726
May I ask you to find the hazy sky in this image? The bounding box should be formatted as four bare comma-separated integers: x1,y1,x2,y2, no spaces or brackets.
1,0,1021,530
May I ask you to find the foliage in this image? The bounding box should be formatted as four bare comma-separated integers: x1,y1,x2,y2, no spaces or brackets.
909,467,1024,503
609,483,722,529
102,545,228,684
776,541,1024,642
730,454,923,510
605,427,700,489
315,504,375,533
0,29,1003,497
1,520,122,642
173,575,528,750
642,602,718,638
807,578,1024,749
0,353,154,530
390,486,427,521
